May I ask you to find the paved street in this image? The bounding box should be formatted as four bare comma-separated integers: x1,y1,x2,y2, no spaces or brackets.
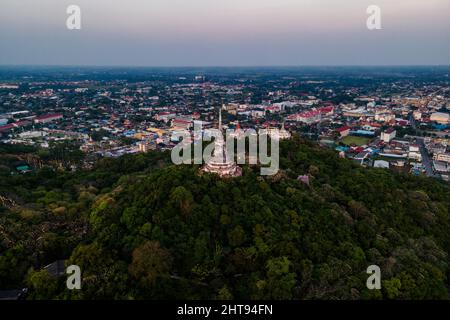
416,137,436,177
408,114,438,178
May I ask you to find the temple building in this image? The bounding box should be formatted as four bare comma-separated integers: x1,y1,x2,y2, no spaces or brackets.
201,108,242,178
260,122,291,140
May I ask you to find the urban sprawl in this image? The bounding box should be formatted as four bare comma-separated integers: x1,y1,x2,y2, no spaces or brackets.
0,68,449,180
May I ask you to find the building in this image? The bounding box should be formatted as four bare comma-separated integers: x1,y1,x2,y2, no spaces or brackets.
433,161,449,173
223,103,239,112
288,110,321,124
0,84,19,89
0,120,30,133
430,112,450,125
336,126,351,137
408,152,422,162
154,112,176,123
194,75,206,82
251,109,265,118
354,151,371,165
408,144,422,161
277,123,291,140
353,130,376,137
413,110,422,120
318,106,334,116
259,123,291,140
34,113,63,124
171,118,193,130
381,128,396,143
289,106,334,123
374,160,390,169
433,153,450,163
201,109,242,178
375,113,395,123
138,141,155,153
0,123,16,133
343,108,370,118
265,105,282,114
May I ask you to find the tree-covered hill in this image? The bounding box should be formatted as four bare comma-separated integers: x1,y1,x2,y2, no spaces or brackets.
1,136,449,299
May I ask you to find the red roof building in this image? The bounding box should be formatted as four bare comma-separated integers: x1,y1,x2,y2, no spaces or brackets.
34,113,63,124
0,120,30,132
336,126,351,137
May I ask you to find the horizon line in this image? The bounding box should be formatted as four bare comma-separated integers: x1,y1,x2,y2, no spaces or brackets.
1,64,450,69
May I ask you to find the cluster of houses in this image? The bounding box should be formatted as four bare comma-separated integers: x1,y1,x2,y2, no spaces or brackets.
0,74,448,179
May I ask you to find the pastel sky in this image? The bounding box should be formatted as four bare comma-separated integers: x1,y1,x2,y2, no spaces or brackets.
1,0,449,66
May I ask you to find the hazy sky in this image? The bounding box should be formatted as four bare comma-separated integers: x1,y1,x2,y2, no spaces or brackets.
1,0,449,66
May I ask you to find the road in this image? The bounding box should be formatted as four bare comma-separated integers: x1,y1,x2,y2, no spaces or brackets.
416,137,438,178
409,113,417,131
408,114,438,178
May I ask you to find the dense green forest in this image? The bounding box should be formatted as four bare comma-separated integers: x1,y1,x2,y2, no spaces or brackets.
1,136,450,299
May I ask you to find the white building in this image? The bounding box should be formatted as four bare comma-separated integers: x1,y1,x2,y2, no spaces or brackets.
408,144,422,161
251,110,265,118
375,113,395,123
433,153,450,163
413,110,422,120
381,128,396,143
374,160,390,169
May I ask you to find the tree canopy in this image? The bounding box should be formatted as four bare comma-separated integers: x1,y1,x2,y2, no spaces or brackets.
1,136,449,300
